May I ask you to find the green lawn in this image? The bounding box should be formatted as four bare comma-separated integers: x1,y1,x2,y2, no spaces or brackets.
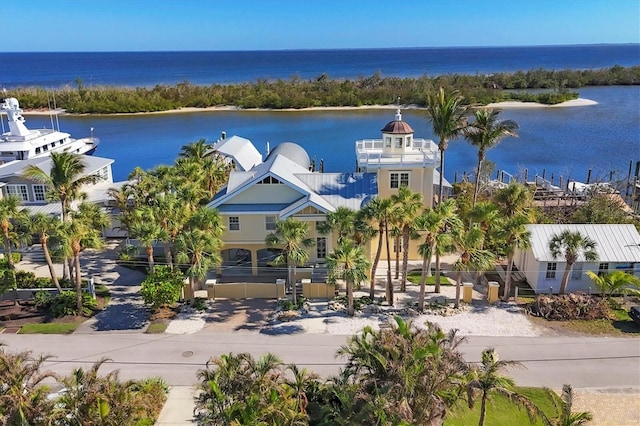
146,321,168,334
407,270,452,285
446,387,558,426
18,322,80,334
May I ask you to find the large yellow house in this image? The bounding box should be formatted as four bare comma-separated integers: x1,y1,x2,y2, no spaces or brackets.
209,110,446,276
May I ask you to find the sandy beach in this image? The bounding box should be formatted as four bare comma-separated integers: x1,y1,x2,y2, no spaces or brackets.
21,98,598,117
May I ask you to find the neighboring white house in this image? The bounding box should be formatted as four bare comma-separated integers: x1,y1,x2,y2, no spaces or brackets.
514,224,640,294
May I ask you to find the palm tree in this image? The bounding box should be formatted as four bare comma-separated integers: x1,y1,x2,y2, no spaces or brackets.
60,204,107,312
465,109,519,206
318,207,358,245
326,242,370,316
361,197,394,301
467,348,546,426
426,87,470,203
549,230,598,294
391,187,423,292
0,195,24,270
415,199,461,309
585,270,640,298
498,215,531,301
178,138,213,162
337,318,468,425
128,207,163,272
22,151,101,222
21,213,63,291
175,208,224,303
452,224,496,308
152,192,189,269
548,384,593,426
266,217,314,305
493,181,534,218
0,348,57,425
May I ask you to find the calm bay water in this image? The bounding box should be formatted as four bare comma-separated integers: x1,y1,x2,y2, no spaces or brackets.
19,85,640,183
2,46,639,182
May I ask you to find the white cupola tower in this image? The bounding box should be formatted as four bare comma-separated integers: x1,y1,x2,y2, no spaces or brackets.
381,109,414,153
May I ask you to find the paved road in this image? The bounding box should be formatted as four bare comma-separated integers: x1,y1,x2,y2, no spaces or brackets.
1,332,639,390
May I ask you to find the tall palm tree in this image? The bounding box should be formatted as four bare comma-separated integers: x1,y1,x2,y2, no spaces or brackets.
467,348,546,426
391,187,423,292
22,151,101,222
21,213,63,291
452,224,496,308
548,384,593,426
549,230,598,294
152,192,189,269
361,197,394,301
266,217,314,305
0,195,24,270
178,138,213,162
464,109,519,206
498,215,531,301
60,204,107,312
426,87,470,203
415,199,461,309
326,242,370,316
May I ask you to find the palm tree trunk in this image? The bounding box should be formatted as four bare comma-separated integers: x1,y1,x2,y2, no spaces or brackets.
434,253,442,294
401,227,410,292
473,156,482,207
75,254,83,313
189,275,196,304
502,254,514,301
478,392,488,426
419,245,431,311
438,147,445,203
370,227,383,299
146,245,155,272
384,220,393,306
41,238,61,292
163,241,173,269
289,261,297,305
347,280,354,317
455,271,462,308
559,264,572,295
3,232,15,269
394,237,400,280
425,242,435,278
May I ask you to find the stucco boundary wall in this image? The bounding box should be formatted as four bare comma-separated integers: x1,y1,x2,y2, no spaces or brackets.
202,282,336,300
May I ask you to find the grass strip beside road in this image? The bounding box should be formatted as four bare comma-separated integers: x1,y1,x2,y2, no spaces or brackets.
18,323,79,334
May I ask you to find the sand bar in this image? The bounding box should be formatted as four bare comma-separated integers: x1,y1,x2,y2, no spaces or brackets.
20,98,598,116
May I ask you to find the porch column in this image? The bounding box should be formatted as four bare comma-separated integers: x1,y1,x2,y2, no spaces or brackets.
251,248,259,276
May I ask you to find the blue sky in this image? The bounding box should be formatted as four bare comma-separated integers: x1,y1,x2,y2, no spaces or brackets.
1,0,639,52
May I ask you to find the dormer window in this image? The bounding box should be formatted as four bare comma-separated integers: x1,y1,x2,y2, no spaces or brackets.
258,176,282,184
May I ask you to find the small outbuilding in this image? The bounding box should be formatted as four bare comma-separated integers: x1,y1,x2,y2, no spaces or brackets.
514,224,640,294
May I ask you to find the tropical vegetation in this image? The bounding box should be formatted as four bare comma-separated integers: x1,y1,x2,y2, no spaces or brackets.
8,65,640,113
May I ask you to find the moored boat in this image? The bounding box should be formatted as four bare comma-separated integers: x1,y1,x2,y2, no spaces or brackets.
0,97,98,164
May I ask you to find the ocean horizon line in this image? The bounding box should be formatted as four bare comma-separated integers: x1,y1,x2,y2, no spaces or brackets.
2,43,639,55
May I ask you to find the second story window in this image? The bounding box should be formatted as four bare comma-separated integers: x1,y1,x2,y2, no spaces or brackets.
6,184,29,202
33,184,47,201
229,216,240,231
265,216,276,231
546,262,557,279
390,172,409,189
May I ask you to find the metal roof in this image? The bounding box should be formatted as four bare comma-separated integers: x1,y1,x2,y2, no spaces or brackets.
296,172,378,210
266,142,310,169
0,155,113,179
527,224,640,263
211,135,262,171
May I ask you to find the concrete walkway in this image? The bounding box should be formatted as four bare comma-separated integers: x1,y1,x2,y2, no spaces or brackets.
157,387,196,425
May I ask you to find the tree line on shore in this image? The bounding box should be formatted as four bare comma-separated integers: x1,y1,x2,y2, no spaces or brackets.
7,65,639,114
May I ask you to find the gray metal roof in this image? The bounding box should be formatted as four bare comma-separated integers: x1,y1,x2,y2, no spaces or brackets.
527,224,640,263
296,172,378,210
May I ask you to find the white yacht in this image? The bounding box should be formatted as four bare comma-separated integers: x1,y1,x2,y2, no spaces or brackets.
0,97,98,164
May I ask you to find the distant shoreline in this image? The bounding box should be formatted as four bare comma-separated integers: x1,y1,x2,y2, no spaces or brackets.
22,98,598,116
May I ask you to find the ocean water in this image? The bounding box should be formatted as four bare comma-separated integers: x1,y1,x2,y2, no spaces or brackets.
1,46,639,183
1,45,639,88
